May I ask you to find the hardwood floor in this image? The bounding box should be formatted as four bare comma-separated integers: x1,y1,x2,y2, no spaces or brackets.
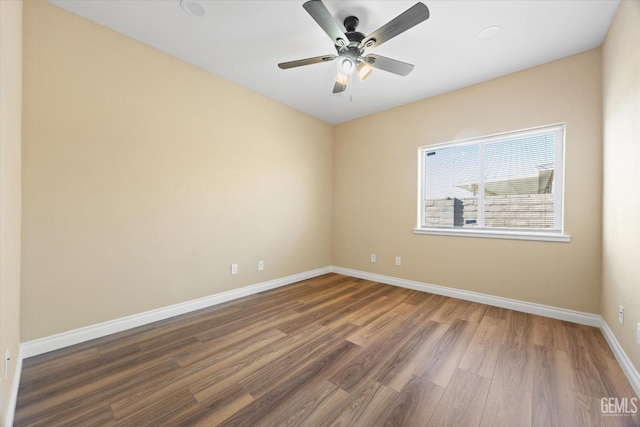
15,274,639,426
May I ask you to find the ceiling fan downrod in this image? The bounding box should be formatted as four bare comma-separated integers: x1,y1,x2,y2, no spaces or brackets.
343,16,366,44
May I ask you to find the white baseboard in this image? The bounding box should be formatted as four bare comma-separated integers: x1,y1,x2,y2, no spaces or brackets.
21,267,332,359
3,345,22,427
600,320,640,398
331,266,601,327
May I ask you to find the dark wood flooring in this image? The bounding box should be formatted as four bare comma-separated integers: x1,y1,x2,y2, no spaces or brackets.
15,274,639,426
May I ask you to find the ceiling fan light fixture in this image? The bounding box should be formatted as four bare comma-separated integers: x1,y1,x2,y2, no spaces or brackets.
357,62,373,81
338,57,355,75
279,0,430,94
335,72,350,85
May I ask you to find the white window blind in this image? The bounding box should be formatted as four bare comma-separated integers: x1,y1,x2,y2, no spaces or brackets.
417,124,566,239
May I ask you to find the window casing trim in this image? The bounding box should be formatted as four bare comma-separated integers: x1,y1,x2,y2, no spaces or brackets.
412,227,571,242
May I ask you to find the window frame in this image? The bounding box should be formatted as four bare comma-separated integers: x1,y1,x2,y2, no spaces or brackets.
414,124,571,243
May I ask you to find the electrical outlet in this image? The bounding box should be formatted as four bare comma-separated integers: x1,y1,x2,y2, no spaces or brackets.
258,260,264,271
619,305,624,325
636,322,640,345
395,256,402,266
231,263,238,275
370,254,376,263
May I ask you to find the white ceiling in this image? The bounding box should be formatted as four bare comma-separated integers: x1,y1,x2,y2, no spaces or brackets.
48,0,620,125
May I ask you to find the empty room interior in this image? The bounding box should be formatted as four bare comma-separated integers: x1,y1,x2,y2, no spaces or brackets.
1,0,639,425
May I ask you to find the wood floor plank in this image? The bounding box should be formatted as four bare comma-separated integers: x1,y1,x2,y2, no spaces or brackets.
532,314,569,352
342,295,398,327
14,401,115,427
380,376,445,426
220,339,357,426
193,302,306,342
570,328,638,403
431,298,472,323
419,319,478,388
109,328,289,420
251,380,340,427
18,341,142,405
398,289,435,306
375,320,445,392
346,302,417,347
288,385,351,427
176,326,287,368
532,344,580,427
323,379,386,427
14,273,638,427
346,381,399,427
427,368,491,427
295,280,359,306
276,290,364,335
484,304,508,319
113,387,199,426
18,347,101,386
459,302,489,324
319,284,398,329
503,310,535,351
161,383,254,426
458,315,506,378
16,357,181,424
479,344,533,427
19,322,158,371
239,323,360,398
191,324,333,402
328,314,435,393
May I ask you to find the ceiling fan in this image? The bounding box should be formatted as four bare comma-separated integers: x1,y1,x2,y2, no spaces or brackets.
278,0,430,94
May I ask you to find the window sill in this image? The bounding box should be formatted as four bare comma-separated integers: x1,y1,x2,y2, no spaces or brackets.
413,227,571,243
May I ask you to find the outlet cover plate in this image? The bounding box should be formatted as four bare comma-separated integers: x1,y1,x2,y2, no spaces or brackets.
619,305,624,325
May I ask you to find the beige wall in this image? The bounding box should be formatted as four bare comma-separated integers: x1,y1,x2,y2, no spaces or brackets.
334,49,603,314
602,0,640,373
21,0,333,341
0,0,23,420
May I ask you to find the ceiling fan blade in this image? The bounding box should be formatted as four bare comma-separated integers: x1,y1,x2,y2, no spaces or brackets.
333,80,348,94
278,54,336,69
303,0,349,48
363,54,414,76
362,2,429,49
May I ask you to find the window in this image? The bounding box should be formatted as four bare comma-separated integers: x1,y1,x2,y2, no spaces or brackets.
415,124,569,242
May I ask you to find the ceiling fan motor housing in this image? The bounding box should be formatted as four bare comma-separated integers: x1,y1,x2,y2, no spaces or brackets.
343,16,359,32
343,16,366,44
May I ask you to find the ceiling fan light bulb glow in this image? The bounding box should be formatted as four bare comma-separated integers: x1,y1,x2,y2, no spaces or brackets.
357,62,373,80
336,73,350,85
338,58,354,75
